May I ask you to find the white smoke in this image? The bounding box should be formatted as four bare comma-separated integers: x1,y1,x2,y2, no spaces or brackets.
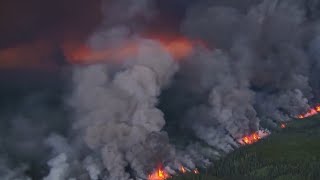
44,153,70,180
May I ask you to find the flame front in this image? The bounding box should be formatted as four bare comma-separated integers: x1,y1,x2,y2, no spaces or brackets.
148,167,171,180
148,165,200,180
239,130,270,145
297,105,320,119
241,132,261,145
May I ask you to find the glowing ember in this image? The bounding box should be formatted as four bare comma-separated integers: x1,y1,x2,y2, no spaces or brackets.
148,166,171,180
193,168,199,174
239,130,270,145
297,105,320,119
179,166,187,174
280,123,286,129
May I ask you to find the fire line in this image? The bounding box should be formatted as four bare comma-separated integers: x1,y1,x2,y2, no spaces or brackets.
297,105,320,119
239,130,270,145
147,164,200,180
148,167,171,180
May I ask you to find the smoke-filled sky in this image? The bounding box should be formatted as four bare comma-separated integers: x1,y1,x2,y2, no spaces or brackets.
0,0,102,67
0,0,194,93
0,0,179,93
1,0,320,180
0,0,193,69
0,0,318,69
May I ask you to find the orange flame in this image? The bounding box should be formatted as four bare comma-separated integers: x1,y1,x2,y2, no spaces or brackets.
238,130,270,145
179,165,187,174
242,132,261,145
280,123,286,129
297,105,320,119
148,166,171,180
63,35,205,64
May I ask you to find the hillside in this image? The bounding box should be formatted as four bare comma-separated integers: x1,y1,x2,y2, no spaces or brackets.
171,115,320,180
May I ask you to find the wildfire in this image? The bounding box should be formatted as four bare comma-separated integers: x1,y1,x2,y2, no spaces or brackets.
297,105,320,119
63,35,205,64
280,123,286,129
179,165,187,174
178,165,200,175
193,168,199,174
148,166,171,180
148,164,200,180
242,132,261,145
239,130,270,145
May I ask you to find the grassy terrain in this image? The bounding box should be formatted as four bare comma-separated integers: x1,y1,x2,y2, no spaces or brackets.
170,115,320,180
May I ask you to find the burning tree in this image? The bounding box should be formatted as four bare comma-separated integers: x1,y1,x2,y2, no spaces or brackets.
297,105,320,119
239,130,271,145
148,167,171,180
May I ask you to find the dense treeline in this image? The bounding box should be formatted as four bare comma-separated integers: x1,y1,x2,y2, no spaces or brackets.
171,116,320,180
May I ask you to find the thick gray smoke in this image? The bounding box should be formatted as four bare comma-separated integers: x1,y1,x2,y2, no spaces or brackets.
2,0,320,179
0,92,69,180
42,0,181,179
67,40,178,179
178,0,313,130
160,0,320,168
178,49,258,153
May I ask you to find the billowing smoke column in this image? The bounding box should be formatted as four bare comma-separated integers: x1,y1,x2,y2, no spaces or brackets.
178,0,313,130
68,40,178,179
2,0,320,179
44,0,180,179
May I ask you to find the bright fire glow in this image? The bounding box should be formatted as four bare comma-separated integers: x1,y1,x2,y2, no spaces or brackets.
297,105,320,119
179,166,187,174
148,166,171,180
178,165,200,175
148,164,200,180
242,132,261,145
193,168,199,174
63,35,205,64
239,130,270,145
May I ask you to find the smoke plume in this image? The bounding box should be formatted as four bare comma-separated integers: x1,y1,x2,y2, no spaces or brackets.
2,0,320,179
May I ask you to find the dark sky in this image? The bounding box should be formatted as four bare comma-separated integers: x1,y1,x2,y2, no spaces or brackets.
0,0,103,94
0,0,103,69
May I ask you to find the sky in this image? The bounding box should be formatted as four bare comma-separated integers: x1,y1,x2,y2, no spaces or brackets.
0,0,194,69
0,0,195,92
0,0,102,69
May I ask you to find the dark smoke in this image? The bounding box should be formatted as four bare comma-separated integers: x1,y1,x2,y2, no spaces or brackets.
2,0,320,179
